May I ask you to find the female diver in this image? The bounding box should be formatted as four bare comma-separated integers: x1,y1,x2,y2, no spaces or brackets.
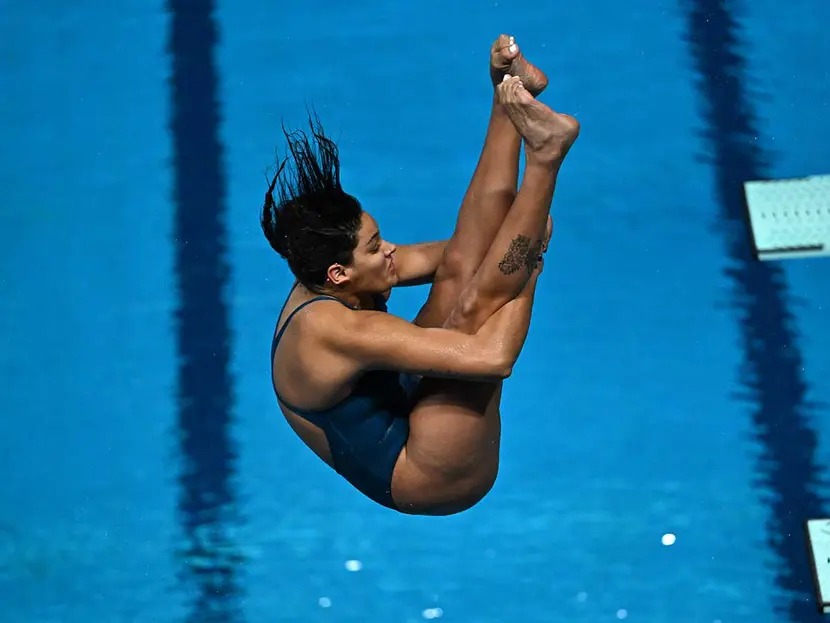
262,35,580,515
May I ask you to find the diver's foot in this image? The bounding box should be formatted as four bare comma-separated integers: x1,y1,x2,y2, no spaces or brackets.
497,76,580,163
490,34,548,96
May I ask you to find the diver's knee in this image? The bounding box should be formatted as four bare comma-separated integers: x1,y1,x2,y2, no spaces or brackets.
444,283,494,333
435,246,473,284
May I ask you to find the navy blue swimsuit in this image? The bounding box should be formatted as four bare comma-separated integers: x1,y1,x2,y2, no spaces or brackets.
270,286,417,509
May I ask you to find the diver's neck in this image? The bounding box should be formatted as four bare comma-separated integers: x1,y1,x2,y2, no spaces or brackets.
304,284,370,310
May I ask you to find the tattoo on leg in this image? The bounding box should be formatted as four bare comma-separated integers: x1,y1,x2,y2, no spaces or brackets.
498,235,544,275
498,235,531,275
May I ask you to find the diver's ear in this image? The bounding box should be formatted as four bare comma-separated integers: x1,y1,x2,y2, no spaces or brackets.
326,264,351,286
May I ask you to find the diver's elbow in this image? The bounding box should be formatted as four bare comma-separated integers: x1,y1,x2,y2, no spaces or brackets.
491,354,513,380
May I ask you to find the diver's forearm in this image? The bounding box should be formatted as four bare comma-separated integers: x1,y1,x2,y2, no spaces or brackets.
476,272,539,369
395,240,448,285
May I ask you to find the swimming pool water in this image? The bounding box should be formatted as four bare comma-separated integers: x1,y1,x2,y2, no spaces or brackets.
1,1,829,621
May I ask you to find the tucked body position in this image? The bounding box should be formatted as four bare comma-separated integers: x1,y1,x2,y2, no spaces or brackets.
262,35,579,515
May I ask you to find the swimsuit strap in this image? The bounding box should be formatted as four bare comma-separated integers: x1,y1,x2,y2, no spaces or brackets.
270,286,349,415
271,292,343,358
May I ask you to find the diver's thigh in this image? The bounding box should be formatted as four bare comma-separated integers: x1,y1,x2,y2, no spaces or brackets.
391,386,501,515
407,378,501,476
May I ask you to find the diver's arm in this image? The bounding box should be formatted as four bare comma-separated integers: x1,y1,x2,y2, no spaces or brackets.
392,240,447,286
321,272,540,381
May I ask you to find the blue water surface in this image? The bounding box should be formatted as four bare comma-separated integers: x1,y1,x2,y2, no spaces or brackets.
1,1,829,622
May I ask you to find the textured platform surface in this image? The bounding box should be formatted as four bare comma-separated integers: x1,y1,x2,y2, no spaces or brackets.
805,519,830,614
744,174,830,260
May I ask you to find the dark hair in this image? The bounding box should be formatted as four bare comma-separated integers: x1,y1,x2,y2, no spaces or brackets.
261,114,363,289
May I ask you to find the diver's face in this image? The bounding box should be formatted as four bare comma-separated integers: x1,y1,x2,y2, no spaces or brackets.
346,211,398,293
